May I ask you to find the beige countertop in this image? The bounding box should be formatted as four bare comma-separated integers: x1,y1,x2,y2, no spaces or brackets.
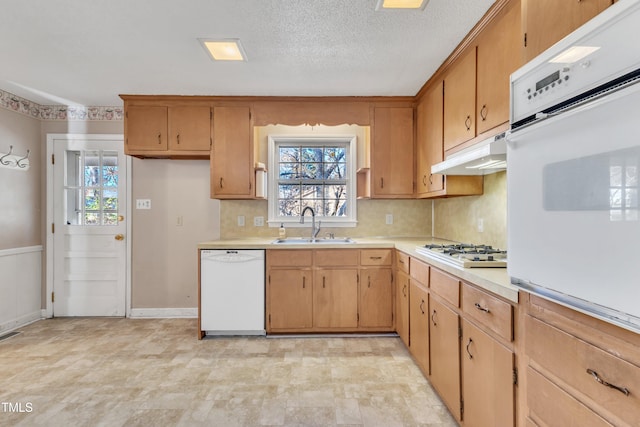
198,236,518,303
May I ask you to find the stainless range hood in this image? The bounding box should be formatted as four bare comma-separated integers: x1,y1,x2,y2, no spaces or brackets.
431,132,506,175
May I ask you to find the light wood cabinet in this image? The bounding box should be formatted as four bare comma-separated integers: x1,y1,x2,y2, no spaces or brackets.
268,269,313,330
395,269,410,347
461,319,515,427
476,0,522,134
416,80,483,198
123,102,212,157
359,267,393,328
523,0,613,62
444,48,477,152
168,106,212,151
266,248,394,333
462,283,514,342
409,280,430,375
429,295,462,422
371,107,414,198
525,304,640,427
211,105,254,199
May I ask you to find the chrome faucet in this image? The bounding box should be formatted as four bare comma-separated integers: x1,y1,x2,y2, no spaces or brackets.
300,206,321,240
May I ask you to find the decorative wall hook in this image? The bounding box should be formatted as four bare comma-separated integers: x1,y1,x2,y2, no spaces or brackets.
0,145,30,171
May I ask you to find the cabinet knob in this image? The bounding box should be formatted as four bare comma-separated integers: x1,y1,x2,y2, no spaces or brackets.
464,115,472,131
466,338,474,359
114,234,124,241
480,105,488,121
177,133,180,144
157,133,162,144
431,310,437,326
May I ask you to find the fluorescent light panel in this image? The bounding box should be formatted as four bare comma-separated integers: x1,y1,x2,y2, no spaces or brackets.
199,38,247,61
376,0,429,10
549,46,600,64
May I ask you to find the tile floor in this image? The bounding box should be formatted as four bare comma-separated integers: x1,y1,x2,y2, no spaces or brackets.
0,318,457,427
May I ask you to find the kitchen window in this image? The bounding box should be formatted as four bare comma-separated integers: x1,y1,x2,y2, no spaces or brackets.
268,136,357,227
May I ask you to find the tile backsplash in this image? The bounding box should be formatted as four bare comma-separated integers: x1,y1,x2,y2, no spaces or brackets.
220,199,433,239
433,171,507,249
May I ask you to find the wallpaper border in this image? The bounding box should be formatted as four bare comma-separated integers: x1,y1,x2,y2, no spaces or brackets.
0,89,122,121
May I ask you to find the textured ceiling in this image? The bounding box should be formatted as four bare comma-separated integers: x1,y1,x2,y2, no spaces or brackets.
0,0,494,106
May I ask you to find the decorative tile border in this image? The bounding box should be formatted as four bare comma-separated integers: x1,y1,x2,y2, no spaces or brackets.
0,88,123,121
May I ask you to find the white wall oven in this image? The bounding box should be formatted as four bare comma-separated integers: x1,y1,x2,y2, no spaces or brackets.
507,0,640,333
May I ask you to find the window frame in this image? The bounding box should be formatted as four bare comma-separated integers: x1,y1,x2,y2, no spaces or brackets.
267,135,358,227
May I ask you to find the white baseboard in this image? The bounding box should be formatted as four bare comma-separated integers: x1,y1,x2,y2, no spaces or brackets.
0,310,43,334
129,308,198,318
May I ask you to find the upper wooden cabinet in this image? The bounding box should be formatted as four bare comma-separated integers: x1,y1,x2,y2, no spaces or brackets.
523,0,613,62
416,80,483,198
443,0,523,152
371,107,415,198
168,106,212,151
123,102,212,157
210,106,254,199
476,0,522,134
443,48,477,152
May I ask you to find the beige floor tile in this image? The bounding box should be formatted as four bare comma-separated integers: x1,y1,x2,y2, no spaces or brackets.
1,318,457,426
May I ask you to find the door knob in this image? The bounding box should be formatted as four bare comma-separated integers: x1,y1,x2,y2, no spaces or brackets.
118,215,125,222
115,234,124,241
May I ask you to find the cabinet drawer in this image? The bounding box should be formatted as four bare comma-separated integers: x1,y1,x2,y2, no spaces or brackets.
315,249,359,267
462,283,513,342
526,316,640,427
396,251,409,273
430,268,460,307
360,249,392,266
527,367,614,427
409,257,429,286
267,250,312,267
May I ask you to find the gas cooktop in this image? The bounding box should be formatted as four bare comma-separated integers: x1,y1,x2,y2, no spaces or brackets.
415,243,507,268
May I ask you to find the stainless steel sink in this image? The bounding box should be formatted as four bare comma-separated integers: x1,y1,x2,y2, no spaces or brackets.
271,237,357,245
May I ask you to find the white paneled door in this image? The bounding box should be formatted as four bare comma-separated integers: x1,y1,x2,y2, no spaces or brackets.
51,135,127,316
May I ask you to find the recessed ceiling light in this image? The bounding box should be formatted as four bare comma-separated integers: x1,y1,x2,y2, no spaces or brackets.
376,0,429,10
199,38,247,61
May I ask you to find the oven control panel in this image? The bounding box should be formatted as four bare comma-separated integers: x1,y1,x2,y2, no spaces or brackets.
510,0,640,124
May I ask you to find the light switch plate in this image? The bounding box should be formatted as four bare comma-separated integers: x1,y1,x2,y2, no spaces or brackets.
385,214,393,225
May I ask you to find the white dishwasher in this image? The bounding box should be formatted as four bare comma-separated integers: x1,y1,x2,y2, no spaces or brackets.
200,249,265,336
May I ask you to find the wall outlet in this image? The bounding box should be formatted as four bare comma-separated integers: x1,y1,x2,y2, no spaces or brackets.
385,214,393,225
136,199,151,209
254,216,264,227
477,218,484,233
237,215,245,227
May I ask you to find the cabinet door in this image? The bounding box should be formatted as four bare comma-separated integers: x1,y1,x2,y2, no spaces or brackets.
416,81,444,196
523,0,613,62
461,319,515,427
444,48,476,152
430,296,461,421
371,107,414,198
359,268,393,328
409,281,430,375
125,106,168,152
476,0,522,134
168,106,211,151
211,106,253,198
313,269,358,328
267,269,312,330
395,270,410,347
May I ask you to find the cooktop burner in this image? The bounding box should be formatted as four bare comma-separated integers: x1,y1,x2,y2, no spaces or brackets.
416,243,507,268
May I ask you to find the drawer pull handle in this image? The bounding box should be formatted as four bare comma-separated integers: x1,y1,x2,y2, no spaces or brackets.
402,284,407,297
323,276,326,288
431,310,437,326
586,369,630,396
399,259,405,264
369,256,382,260
302,276,306,289
419,299,425,315
466,338,474,359
474,303,490,313
464,115,472,131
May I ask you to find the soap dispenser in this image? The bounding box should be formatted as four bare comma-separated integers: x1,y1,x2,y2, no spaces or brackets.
279,223,286,239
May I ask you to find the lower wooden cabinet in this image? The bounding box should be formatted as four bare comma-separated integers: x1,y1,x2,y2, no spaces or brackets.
313,269,358,328
267,269,312,330
429,295,462,422
266,248,394,333
395,269,410,347
359,267,393,328
461,319,515,427
409,280,430,375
